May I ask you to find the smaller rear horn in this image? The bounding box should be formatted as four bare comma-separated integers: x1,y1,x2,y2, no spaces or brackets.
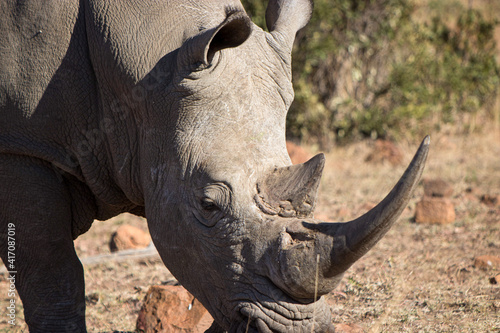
255,154,325,218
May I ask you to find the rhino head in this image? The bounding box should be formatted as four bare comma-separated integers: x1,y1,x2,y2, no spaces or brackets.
129,1,429,331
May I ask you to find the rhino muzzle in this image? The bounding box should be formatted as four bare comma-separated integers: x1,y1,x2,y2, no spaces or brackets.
261,136,430,301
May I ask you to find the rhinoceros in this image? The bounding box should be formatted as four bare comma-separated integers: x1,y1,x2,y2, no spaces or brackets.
0,0,429,331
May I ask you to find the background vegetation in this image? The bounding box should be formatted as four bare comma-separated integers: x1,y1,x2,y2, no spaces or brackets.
242,0,500,148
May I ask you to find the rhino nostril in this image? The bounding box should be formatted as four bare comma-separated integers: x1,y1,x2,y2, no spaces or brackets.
279,227,315,250
285,223,316,242
287,230,314,242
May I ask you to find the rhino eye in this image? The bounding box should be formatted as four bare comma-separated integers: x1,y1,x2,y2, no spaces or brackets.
194,183,230,227
195,197,222,227
200,198,218,212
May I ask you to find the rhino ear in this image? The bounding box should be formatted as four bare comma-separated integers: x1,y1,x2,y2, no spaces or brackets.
180,9,252,68
265,0,313,51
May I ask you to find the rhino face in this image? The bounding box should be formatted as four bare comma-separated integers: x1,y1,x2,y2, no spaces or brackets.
139,1,429,331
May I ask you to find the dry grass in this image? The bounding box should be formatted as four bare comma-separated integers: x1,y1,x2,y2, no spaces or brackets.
0,128,499,332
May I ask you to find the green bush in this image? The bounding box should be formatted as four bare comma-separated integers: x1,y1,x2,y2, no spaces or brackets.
242,0,499,147
388,8,500,136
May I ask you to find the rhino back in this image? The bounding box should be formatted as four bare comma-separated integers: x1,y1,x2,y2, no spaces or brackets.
0,0,94,176
0,0,80,115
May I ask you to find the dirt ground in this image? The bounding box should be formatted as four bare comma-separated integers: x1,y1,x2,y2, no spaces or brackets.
0,128,499,332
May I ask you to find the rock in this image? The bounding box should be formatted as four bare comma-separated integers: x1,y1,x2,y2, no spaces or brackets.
365,140,403,166
474,255,500,270
334,323,363,333
490,275,500,285
480,194,500,207
286,141,311,165
109,224,151,252
423,178,453,198
137,285,213,333
414,197,455,224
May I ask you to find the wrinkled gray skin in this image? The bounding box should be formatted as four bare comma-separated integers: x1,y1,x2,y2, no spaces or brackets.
0,0,429,332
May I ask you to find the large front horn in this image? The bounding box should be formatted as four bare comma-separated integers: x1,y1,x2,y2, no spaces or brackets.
266,137,430,301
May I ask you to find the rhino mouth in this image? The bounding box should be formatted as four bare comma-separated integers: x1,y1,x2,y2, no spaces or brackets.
225,278,333,333
236,303,325,333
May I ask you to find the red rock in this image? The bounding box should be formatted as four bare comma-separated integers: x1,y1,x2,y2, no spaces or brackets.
286,141,311,165
414,197,455,224
109,224,151,252
137,285,213,333
334,323,363,333
474,255,500,269
365,140,403,166
423,178,453,198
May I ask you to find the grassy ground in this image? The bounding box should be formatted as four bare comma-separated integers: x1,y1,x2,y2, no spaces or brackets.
0,127,498,332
